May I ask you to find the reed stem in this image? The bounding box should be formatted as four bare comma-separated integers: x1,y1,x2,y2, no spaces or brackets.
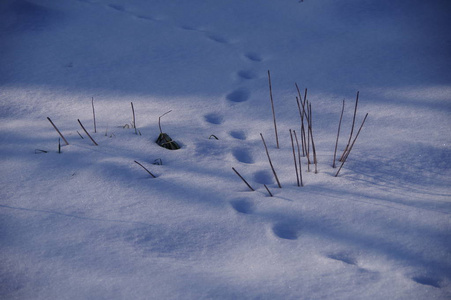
290,129,300,186
260,133,282,188
78,119,98,146
232,167,255,191
47,117,69,145
134,160,156,178
335,113,368,177
333,99,345,168
268,70,279,148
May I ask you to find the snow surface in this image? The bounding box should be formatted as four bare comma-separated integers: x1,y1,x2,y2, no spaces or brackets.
1,0,450,299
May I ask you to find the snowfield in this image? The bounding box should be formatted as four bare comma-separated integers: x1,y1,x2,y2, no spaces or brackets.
1,0,450,299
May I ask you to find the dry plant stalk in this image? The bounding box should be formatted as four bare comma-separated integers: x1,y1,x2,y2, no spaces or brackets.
309,103,318,174
293,130,303,186
78,119,98,146
340,91,359,161
260,133,282,188
289,129,300,186
335,113,368,177
131,102,137,135
264,184,273,197
134,160,156,178
295,84,307,156
47,117,69,145
159,110,172,134
295,96,306,156
232,167,255,191
268,70,279,148
333,99,345,168
306,99,311,171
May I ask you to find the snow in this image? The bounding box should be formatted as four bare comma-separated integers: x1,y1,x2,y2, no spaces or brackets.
1,0,450,299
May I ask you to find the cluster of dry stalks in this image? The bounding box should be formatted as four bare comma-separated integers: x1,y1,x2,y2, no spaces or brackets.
232,71,369,195
46,100,179,178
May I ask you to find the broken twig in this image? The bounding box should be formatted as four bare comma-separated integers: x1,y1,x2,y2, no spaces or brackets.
232,167,255,191
260,133,282,188
47,117,69,145
268,70,279,148
78,119,98,146
335,113,368,177
134,160,156,178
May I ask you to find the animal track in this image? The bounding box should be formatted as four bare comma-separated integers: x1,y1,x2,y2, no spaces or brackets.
327,252,358,266
237,70,257,80
233,148,254,164
412,276,442,288
134,15,156,21
244,52,263,62
272,223,299,240
180,25,201,31
206,33,229,44
108,4,126,12
229,130,246,140
204,113,223,125
230,199,255,214
226,88,250,103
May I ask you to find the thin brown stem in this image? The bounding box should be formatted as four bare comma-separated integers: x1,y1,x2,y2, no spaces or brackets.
131,102,137,135
309,103,318,174
290,129,300,187
47,117,69,145
333,99,345,168
78,119,98,146
335,113,368,177
268,70,279,148
296,96,306,156
294,130,303,186
260,133,282,188
158,110,172,134
306,100,311,171
232,167,255,191
264,184,273,197
340,91,359,161
295,84,306,156
134,160,156,178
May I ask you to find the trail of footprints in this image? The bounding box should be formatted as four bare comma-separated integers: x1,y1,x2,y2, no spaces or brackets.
229,198,445,289
77,0,446,292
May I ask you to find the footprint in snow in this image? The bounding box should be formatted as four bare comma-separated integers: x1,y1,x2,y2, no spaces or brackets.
326,252,381,279
237,70,257,80
229,130,246,140
206,33,230,44
230,199,255,214
179,25,202,31
411,276,442,288
327,252,358,266
232,148,254,164
134,15,156,21
272,223,300,240
107,4,126,12
204,113,223,125
226,88,250,103
244,52,263,62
